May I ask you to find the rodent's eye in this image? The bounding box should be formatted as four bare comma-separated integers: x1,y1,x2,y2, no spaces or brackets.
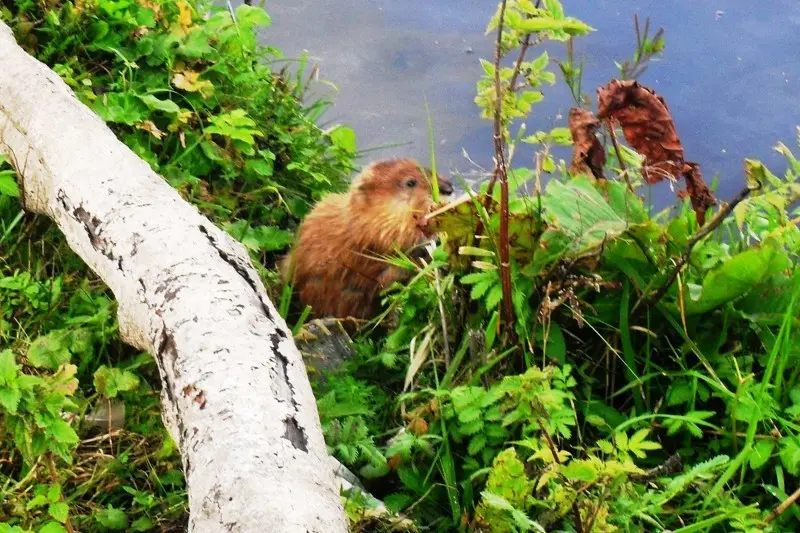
405,178,418,188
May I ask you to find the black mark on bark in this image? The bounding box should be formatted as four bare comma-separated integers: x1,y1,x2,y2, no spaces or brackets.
269,332,308,452
198,224,274,321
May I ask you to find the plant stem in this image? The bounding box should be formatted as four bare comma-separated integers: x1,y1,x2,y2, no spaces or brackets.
632,184,756,313
605,119,633,192
488,0,515,329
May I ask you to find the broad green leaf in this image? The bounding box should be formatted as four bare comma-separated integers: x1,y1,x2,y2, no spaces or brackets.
93,366,140,398
235,4,272,28
683,236,790,314
48,502,69,523
38,523,68,533
561,460,599,482
27,332,71,370
0,349,19,384
0,171,20,197
94,506,129,530
49,419,79,445
542,176,629,254
750,439,775,470
137,94,180,114
328,125,357,153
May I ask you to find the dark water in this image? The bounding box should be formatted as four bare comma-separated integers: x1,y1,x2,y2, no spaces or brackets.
256,1,800,207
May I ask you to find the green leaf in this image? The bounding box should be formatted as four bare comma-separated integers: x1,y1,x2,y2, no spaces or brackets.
48,502,70,524
542,176,630,254
93,366,140,398
49,419,79,445
27,332,71,370
683,236,789,314
38,522,68,533
468,434,487,456
471,278,494,301
485,284,503,311
137,94,180,114
561,460,599,482
750,439,776,470
0,171,20,197
94,506,129,530
506,15,594,36
235,4,272,28
328,126,357,153
0,349,19,384
92,93,149,125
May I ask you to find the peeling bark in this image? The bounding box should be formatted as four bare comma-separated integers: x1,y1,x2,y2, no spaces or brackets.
0,21,347,533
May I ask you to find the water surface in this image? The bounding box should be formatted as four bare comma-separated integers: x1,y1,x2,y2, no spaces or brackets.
257,1,800,206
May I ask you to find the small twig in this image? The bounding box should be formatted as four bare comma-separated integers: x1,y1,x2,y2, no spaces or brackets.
629,453,682,484
605,119,632,192
632,184,756,314
539,421,584,533
766,485,800,524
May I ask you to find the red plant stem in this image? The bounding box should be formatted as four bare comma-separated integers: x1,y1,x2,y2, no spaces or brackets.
489,0,514,328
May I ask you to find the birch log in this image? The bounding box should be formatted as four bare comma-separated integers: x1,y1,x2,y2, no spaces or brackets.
0,21,348,533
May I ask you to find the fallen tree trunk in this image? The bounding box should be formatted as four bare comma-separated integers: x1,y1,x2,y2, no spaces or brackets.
0,21,347,533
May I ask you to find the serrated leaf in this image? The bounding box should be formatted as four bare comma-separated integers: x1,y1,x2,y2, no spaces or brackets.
468,434,487,456
597,439,614,454
470,278,494,300
49,419,79,445
750,439,776,470
485,284,503,310
0,349,19,384
38,522,68,533
27,332,71,370
48,502,69,523
561,460,599,482
94,506,129,530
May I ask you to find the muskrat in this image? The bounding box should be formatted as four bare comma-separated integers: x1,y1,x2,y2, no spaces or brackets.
279,159,453,319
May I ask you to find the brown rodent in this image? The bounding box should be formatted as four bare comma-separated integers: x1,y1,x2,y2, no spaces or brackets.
279,159,454,319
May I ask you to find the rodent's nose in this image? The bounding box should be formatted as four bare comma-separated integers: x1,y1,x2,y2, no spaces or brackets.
437,176,454,196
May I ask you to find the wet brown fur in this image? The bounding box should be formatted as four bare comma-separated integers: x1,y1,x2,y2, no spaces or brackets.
279,159,453,319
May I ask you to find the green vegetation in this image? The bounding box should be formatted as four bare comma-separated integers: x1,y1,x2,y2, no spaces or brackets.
1,0,799,532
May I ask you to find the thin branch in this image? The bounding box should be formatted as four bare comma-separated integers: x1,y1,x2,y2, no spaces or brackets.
766,485,800,524
483,0,540,204
604,119,633,192
632,184,756,314
629,453,682,484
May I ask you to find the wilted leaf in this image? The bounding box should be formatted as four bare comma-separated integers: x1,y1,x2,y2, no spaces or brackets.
597,79,715,224
135,120,164,139
172,69,214,98
568,107,605,180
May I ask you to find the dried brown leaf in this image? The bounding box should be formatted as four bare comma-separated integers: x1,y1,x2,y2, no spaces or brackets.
597,79,716,224
568,107,606,180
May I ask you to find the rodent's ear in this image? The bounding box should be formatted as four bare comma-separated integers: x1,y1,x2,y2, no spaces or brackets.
351,165,377,193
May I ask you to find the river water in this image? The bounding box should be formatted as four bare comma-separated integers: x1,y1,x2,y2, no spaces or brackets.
255,1,800,207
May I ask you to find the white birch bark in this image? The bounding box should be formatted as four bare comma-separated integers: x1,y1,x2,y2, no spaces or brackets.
0,21,347,533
